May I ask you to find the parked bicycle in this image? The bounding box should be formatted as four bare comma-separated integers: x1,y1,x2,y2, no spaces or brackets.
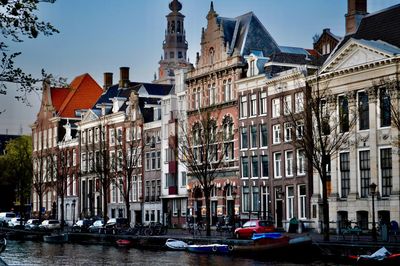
144,222,167,236
188,221,205,235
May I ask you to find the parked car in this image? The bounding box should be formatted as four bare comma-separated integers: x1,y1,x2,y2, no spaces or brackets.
8,218,25,228
104,218,129,234
25,219,40,230
39,220,61,231
0,212,16,226
234,220,275,239
88,220,104,233
72,220,93,232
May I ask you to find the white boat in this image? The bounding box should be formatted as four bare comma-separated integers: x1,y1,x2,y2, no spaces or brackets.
165,238,188,250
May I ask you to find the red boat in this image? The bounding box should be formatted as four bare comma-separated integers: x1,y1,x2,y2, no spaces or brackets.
116,239,131,247
348,247,400,265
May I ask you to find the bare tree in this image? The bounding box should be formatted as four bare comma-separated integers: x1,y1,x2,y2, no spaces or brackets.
114,119,143,225
32,146,49,222
178,109,230,236
283,69,357,241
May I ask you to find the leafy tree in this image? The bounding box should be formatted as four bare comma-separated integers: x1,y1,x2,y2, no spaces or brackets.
3,135,32,224
0,0,61,107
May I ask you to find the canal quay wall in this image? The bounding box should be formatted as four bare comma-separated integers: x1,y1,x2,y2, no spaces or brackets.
2,227,400,258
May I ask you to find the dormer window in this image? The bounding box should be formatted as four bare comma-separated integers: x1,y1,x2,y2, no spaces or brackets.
209,47,215,65
249,59,256,76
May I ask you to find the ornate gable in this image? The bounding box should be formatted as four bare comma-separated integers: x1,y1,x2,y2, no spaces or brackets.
81,109,99,123
320,38,399,74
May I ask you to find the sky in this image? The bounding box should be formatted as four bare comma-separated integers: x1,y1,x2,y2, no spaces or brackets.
1,0,399,135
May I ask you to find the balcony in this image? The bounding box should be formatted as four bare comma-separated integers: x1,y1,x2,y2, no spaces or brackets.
168,186,178,195
169,161,177,174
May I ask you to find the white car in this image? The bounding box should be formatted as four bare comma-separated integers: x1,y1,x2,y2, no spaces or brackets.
8,218,24,228
0,212,16,225
25,219,40,230
39,220,61,230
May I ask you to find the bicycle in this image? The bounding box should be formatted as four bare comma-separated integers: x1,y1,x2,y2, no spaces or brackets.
188,221,205,235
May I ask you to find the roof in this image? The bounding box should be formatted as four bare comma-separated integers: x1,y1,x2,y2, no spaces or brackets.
217,12,280,57
354,4,400,48
92,81,173,117
51,73,103,118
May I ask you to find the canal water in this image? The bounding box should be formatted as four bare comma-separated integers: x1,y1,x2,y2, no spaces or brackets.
1,240,334,265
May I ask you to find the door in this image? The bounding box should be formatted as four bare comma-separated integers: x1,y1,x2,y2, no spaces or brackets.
276,200,283,228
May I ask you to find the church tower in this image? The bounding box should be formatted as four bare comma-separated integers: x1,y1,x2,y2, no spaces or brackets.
154,0,192,84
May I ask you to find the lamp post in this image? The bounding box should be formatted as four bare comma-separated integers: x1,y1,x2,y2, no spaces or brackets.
370,183,377,242
72,199,76,225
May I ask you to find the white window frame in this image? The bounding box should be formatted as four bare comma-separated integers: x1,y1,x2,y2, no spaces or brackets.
285,150,293,177
298,184,306,219
284,123,292,142
240,95,248,118
286,186,294,219
274,152,282,178
284,95,292,115
272,98,280,118
295,92,304,113
250,93,257,117
260,92,267,115
297,149,305,175
273,124,281,144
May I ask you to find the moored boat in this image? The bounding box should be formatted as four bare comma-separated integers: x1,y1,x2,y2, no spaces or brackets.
165,238,188,250
43,233,68,244
116,239,132,247
187,244,232,254
348,247,400,265
233,233,290,253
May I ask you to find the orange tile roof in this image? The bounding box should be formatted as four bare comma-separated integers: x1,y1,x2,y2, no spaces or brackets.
51,73,103,118
51,88,70,112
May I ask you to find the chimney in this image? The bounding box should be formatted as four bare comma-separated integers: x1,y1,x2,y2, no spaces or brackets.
103,72,113,90
345,0,367,35
119,67,130,88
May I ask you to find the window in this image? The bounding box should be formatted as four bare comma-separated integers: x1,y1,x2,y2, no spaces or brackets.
337,95,349,133
224,80,232,102
272,98,280,118
287,186,294,219
295,92,304,113
261,155,269,178
223,116,234,160
242,186,250,212
81,130,86,145
240,96,248,118
298,185,306,219
285,151,293,177
284,123,292,142
252,187,259,212
209,84,216,105
297,149,305,175
88,129,93,144
284,95,292,115
181,171,187,187
260,92,267,115
241,157,249,178
273,124,281,144
358,91,369,130
251,156,258,178
112,182,117,203
321,99,330,135
72,149,76,166
250,125,257,148
81,153,87,173
194,88,201,109
340,152,350,198
95,127,100,143
274,152,282,178
359,150,370,198
145,152,150,171
380,148,392,197
110,151,116,171
296,121,304,139
132,176,137,201
380,88,391,127
250,94,257,116
260,124,268,147
109,128,115,146
240,127,248,149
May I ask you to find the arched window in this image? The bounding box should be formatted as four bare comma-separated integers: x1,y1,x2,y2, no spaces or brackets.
222,116,234,161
